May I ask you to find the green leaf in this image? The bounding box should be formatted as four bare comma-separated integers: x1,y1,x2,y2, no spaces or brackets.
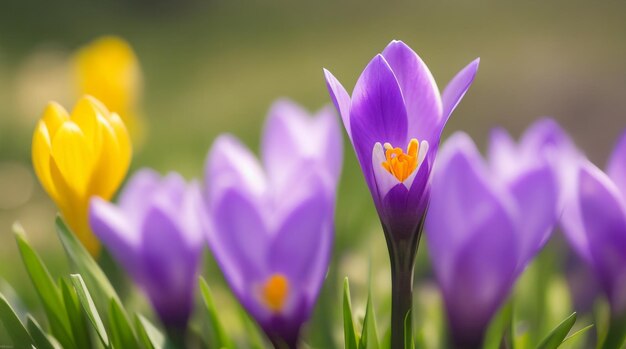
55,216,120,318
594,298,610,349
0,292,34,348
136,314,166,349
26,315,61,349
359,285,379,349
404,310,414,349
109,299,139,349
199,277,232,349
559,324,593,348
535,312,577,349
13,223,75,349
239,305,265,349
343,277,358,349
483,301,513,349
600,312,626,349
70,274,109,347
60,278,92,349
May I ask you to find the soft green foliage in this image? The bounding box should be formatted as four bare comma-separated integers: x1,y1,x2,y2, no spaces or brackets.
0,292,34,348
343,278,358,349
199,276,233,349
70,274,110,347
536,312,577,349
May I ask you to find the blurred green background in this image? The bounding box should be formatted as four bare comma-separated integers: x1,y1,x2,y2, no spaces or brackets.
0,1,625,347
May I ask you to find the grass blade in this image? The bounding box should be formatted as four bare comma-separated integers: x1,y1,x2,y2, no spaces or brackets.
109,298,139,349
199,277,232,348
0,293,34,348
60,278,92,348
14,223,74,348
343,277,358,349
27,315,60,349
536,312,577,349
70,274,109,347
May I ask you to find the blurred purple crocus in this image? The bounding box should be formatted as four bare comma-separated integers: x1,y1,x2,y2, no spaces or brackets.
203,99,341,348
426,131,558,348
89,169,204,330
324,39,479,346
561,130,626,348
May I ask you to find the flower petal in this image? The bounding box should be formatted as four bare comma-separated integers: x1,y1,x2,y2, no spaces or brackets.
607,130,626,199
323,69,352,141
381,40,442,144
205,134,267,199
441,58,479,132
32,121,59,202
578,161,626,313
140,203,200,327
118,169,161,216
443,215,518,340
269,179,332,287
89,197,140,274
427,132,516,288
509,163,558,273
487,127,519,180
261,99,342,190
371,142,400,200
350,54,408,194
50,121,94,197
208,186,269,292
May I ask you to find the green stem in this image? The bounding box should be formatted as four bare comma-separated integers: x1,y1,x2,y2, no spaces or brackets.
602,311,626,349
383,218,424,349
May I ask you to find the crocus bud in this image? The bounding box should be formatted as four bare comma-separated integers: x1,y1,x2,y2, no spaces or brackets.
32,95,131,255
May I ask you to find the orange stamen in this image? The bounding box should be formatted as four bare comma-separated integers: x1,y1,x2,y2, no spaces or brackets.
381,138,420,181
261,274,289,312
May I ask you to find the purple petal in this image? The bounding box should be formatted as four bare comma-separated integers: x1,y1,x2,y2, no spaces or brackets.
205,134,267,198
381,40,442,145
208,186,269,292
427,132,516,288
520,118,575,152
323,69,352,141
561,163,594,263
117,169,162,230
269,181,332,288
350,54,408,196
487,127,519,180
261,99,342,191
509,163,558,273
140,203,200,327
89,198,140,275
444,216,518,341
441,58,479,133
578,161,626,313
607,130,626,199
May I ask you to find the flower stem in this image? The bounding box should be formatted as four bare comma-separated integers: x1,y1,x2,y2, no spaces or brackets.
602,311,626,349
384,218,424,349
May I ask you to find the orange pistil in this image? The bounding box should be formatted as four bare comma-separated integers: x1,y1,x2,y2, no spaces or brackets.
381,138,420,182
261,273,290,313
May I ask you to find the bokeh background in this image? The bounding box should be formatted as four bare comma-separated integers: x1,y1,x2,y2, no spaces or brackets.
1,1,625,347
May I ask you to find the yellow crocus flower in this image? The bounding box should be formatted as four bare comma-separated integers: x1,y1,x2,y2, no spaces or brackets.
73,36,144,145
32,96,132,255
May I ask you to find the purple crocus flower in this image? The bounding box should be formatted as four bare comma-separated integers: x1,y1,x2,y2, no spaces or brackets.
324,39,479,346
426,132,558,348
89,169,204,330
561,130,626,348
203,99,341,348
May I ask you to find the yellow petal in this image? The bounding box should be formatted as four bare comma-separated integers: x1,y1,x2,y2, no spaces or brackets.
41,102,69,136
89,116,130,199
32,121,59,202
50,122,94,198
70,96,104,153
74,36,140,114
